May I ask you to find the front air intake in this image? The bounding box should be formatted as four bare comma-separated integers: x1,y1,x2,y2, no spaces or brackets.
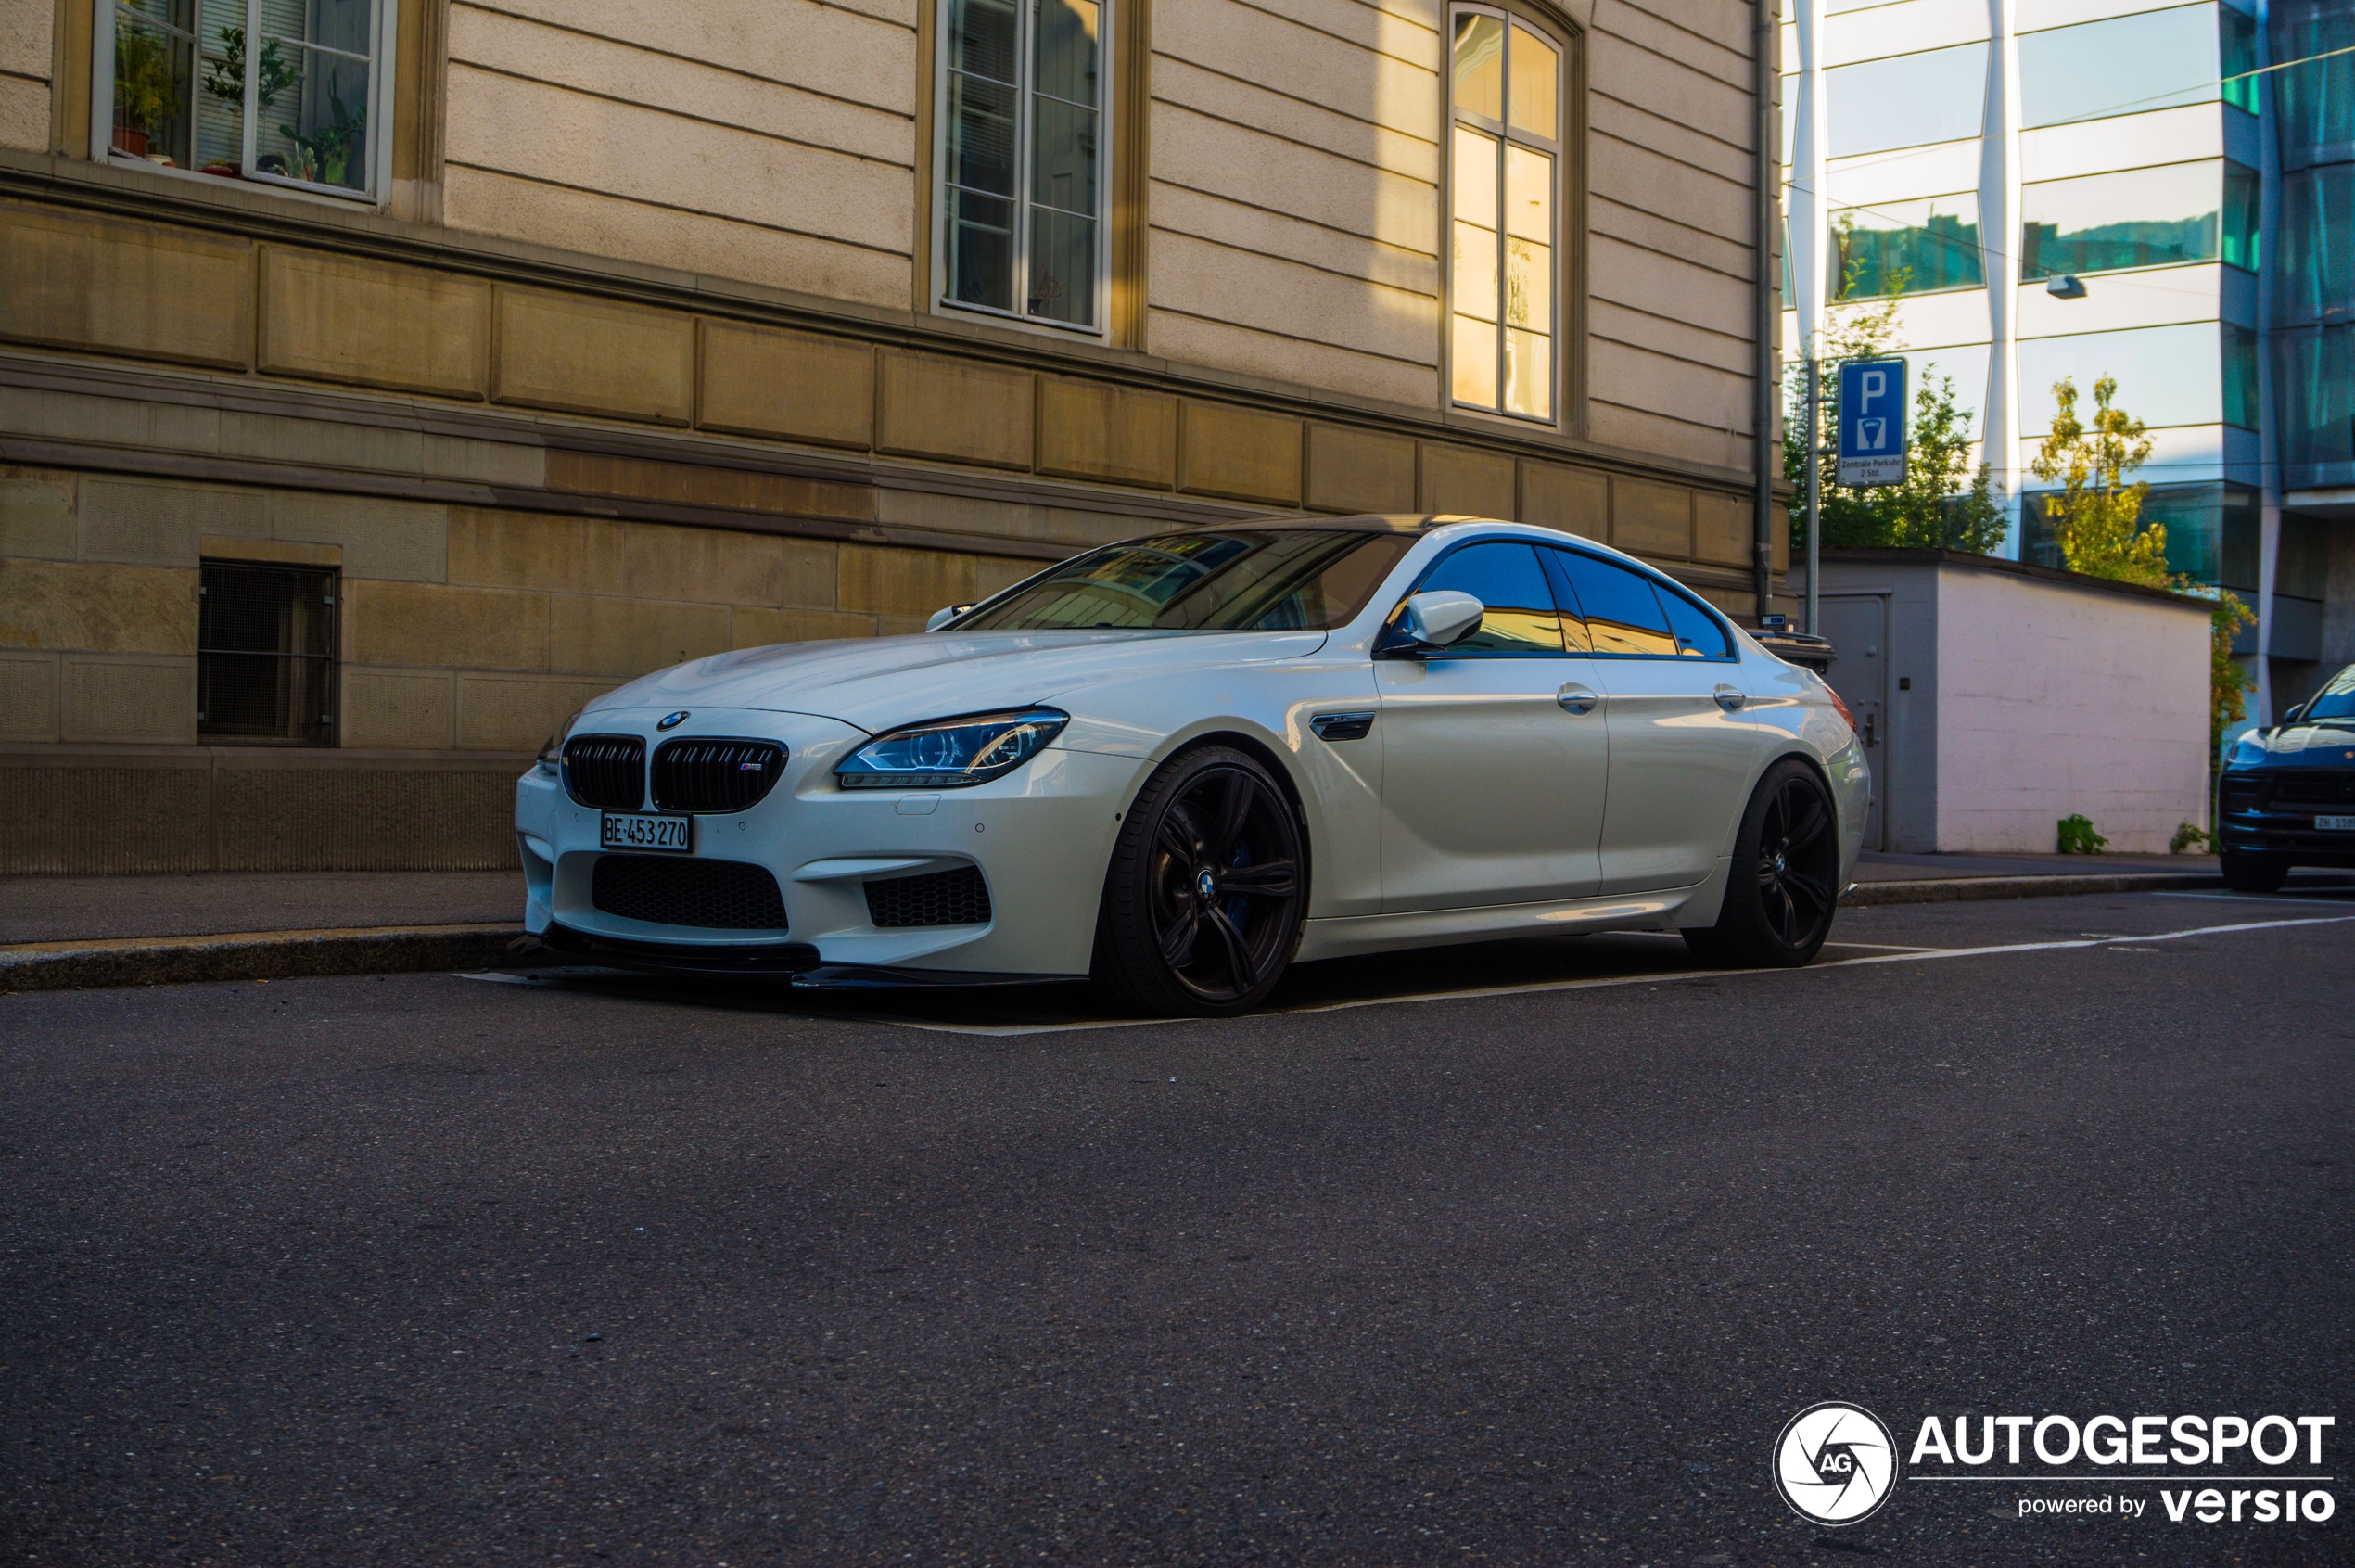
592,855,789,930
651,738,788,813
864,865,993,928
564,735,646,810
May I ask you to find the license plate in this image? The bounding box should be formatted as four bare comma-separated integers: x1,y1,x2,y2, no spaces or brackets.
601,811,692,852
2319,815,2355,832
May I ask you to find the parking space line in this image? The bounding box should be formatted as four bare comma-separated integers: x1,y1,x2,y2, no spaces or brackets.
453,914,2353,1037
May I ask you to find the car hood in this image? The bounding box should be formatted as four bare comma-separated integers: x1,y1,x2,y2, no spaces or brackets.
584,629,1329,733
2233,720,2355,767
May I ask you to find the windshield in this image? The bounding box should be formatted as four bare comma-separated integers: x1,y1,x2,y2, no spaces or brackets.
2301,665,2355,722
957,530,1416,633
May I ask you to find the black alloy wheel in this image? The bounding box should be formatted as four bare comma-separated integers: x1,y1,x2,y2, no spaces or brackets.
1684,759,1841,968
1095,746,1306,1016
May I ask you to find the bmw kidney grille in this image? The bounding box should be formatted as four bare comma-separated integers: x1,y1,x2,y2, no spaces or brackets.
563,734,646,810
650,738,788,813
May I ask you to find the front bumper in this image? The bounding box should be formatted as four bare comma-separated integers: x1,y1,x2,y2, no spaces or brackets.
516,707,1141,977
2216,767,2355,865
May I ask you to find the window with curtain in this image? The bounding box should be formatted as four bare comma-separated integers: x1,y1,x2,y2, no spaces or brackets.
940,0,1108,332
99,0,388,199
1449,6,1561,423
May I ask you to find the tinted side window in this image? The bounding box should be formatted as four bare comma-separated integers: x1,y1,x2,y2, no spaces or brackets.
1550,551,1675,656
1413,542,1565,655
1658,585,1732,657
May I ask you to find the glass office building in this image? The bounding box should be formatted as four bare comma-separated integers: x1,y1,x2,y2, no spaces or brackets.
1782,0,2354,717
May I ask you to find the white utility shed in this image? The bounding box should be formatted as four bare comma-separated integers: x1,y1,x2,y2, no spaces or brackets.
1799,548,2212,854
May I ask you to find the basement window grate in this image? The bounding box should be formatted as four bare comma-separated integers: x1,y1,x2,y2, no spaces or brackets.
197,561,337,745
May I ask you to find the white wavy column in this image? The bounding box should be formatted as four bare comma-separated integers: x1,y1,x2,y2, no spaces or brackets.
1979,0,2023,557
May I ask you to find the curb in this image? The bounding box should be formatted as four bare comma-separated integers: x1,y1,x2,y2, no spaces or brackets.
0,924,525,993
1842,872,2224,906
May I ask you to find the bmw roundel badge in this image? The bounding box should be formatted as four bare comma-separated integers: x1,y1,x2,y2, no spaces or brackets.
657,710,691,730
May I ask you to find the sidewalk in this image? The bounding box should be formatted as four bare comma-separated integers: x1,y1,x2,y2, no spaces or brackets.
1,852,2288,994
0,871,524,992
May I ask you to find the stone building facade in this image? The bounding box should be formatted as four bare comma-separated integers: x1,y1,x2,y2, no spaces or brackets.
1,0,1784,872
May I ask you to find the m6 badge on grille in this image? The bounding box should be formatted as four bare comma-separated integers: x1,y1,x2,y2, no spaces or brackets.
601,811,692,853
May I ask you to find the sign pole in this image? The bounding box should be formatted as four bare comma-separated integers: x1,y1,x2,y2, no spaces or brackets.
1804,356,1821,637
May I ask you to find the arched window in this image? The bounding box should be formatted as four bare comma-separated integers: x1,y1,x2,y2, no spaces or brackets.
1448,6,1562,423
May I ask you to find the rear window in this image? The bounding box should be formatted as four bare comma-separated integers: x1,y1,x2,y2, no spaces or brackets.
958,530,1414,632
1547,550,1676,657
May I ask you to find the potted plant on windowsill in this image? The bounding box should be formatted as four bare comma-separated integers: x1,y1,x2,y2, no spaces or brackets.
111,27,182,159
279,80,367,187
197,26,295,176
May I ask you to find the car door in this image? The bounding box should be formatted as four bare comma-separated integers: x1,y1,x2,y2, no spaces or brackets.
1545,548,1766,895
1377,540,1610,911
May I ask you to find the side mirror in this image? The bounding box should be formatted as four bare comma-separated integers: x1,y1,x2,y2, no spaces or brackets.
925,603,974,632
1381,590,1484,655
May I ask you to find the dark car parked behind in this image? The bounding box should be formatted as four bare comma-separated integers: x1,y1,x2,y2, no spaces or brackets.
2217,663,2355,891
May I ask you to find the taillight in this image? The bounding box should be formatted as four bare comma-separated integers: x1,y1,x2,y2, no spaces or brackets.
1821,682,1857,731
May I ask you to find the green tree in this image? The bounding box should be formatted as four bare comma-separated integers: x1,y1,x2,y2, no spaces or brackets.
1784,261,2006,555
2026,374,2254,748
2029,374,2166,587
2209,591,2257,750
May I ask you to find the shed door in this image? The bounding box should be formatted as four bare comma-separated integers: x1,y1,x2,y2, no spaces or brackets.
1817,594,1888,851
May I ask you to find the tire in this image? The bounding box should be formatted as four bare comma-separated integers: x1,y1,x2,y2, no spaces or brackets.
2220,849,2289,893
1093,746,1307,1017
1683,758,1842,969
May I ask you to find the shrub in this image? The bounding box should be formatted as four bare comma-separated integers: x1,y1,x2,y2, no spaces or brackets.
2057,814,2108,855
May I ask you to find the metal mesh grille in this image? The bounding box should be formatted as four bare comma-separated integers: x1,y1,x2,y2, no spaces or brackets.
2271,771,2355,804
592,855,789,930
864,866,993,927
564,735,646,810
197,562,336,744
651,738,788,813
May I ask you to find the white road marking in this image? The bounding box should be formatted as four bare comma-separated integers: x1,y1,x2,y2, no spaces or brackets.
454,914,2355,1037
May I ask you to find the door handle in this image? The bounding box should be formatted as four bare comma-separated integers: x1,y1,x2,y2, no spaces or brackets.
1556,683,1599,715
1712,683,1746,712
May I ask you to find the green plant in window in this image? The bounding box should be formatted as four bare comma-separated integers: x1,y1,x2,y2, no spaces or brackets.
279,79,366,185
113,28,184,136
200,26,297,108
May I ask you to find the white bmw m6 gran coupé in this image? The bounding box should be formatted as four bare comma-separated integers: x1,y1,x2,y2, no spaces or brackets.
515,516,1869,1014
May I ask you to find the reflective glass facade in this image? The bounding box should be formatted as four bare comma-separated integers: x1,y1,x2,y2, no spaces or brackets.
2019,161,2227,279
2272,0,2355,490
1783,0,2354,715
1831,195,1982,299
2017,6,2220,129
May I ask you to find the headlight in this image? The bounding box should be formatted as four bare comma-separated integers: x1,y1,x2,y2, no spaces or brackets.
834,708,1068,789
538,708,583,773
2229,737,2266,766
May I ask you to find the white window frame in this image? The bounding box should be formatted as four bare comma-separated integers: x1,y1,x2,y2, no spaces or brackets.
931,0,1114,338
91,0,399,207
1446,3,1564,427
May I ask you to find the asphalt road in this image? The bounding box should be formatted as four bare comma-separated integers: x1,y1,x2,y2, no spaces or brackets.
4,887,2351,1567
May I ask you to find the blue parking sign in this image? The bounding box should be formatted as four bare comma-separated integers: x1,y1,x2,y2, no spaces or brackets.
1837,359,1907,487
